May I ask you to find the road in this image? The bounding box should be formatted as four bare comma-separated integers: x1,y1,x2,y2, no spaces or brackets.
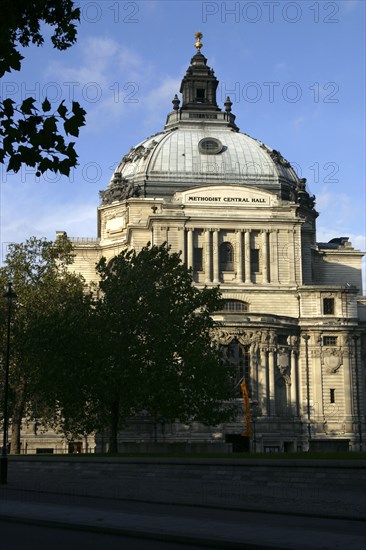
0,520,206,550
0,488,365,549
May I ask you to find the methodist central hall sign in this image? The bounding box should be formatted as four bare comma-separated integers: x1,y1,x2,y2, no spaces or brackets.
188,195,266,203
176,186,276,207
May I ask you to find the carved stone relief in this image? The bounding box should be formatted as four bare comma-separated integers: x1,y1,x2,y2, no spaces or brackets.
322,348,343,374
100,173,141,205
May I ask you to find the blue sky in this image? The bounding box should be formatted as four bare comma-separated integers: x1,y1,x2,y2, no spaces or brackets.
0,0,365,286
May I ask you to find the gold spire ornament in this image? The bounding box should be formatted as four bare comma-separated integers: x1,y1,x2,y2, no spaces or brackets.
194,32,203,52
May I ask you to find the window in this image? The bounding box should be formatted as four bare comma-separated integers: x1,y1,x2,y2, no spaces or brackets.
330,389,335,403
277,335,288,346
251,248,260,273
198,137,223,155
220,242,234,271
193,247,203,271
196,88,205,100
225,339,251,398
264,446,280,453
221,300,248,313
323,298,335,315
323,336,338,346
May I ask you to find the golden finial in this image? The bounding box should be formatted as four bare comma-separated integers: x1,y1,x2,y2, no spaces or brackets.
194,32,203,52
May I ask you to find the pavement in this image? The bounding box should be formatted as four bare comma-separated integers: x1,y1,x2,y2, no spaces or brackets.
0,487,365,549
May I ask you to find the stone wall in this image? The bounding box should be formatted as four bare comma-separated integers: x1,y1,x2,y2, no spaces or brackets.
7,456,366,520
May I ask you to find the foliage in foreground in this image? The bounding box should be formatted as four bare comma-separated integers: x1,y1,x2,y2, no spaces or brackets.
0,235,88,453
1,240,236,453
0,0,86,176
86,244,235,451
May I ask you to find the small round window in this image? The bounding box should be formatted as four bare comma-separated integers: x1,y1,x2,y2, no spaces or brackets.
198,137,223,155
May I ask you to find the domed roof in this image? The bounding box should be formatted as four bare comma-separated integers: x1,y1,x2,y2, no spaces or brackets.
112,126,299,196
100,38,303,205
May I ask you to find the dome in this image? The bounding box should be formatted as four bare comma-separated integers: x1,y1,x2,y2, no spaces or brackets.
110,126,300,198
100,45,304,205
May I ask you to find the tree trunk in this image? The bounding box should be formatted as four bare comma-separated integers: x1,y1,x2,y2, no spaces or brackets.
10,378,26,454
108,398,119,453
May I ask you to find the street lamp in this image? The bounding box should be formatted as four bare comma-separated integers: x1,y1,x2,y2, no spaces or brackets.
1,282,17,485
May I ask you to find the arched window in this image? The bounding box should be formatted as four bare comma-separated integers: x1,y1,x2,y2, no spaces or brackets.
220,242,234,271
224,338,251,398
222,300,248,313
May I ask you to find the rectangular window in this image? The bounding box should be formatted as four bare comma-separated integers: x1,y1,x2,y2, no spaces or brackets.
323,298,335,315
264,446,280,453
196,88,205,100
323,336,338,346
193,247,203,271
330,389,335,403
251,249,260,273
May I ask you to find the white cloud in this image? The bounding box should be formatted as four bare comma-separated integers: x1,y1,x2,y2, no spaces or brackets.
44,38,147,132
315,187,362,228
1,195,96,243
142,76,181,129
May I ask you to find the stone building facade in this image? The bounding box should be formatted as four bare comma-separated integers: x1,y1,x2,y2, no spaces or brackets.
16,38,366,453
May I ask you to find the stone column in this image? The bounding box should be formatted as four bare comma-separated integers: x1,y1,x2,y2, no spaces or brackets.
290,350,299,416
236,230,243,283
251,351,258,402
187,228,194,271
288,228,296,284
259,347,268,415
270,229,279,284
268,348,276,416
179,226,185,264
313,336,323,424
343,347,353,418
213,229,220,284
244,229,251,284
262,230,269,284
205,229,212,283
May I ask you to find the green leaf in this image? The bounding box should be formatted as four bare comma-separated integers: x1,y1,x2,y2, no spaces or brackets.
57,101,68,119
63,115,80,137
43,116,57,134
42,99,52,112
1,98,15,118
7,154,22,173
58,159,72,176
20,97,37,115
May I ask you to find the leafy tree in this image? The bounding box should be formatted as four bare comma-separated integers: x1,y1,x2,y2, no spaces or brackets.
92,244,235,452
0,235,88,453
0,0,86,176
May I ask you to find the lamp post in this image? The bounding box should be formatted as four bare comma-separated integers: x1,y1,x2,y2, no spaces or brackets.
1,282,17,485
